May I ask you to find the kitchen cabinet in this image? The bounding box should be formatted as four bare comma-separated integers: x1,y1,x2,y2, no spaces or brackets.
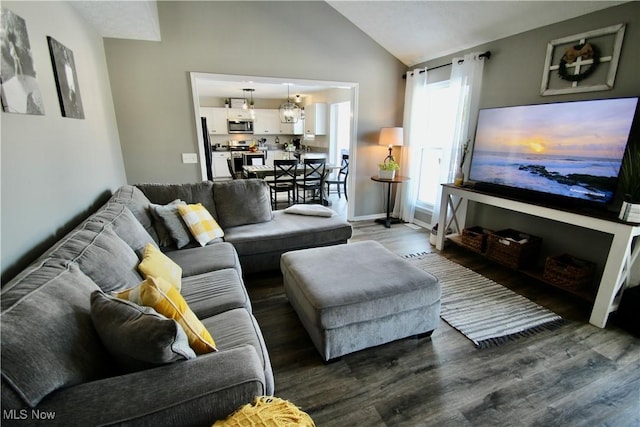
254,109,304,135
281,118,304,135
227,108,253,120
304,103,327,136
212,151,231,179
254,109,281,135
200,107,228,134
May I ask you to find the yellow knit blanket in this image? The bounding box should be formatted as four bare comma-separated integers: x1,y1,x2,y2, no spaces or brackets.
213,396,315,427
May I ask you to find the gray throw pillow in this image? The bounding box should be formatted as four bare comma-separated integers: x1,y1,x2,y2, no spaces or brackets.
90,291,196,372
151,200,193,249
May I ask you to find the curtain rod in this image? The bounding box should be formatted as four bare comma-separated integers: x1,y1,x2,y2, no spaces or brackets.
402,51,491,79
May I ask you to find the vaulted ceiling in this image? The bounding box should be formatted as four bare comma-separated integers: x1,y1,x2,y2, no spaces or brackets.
71,1,627,67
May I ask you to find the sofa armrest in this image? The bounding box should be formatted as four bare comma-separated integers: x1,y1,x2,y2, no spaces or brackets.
33,345,267,426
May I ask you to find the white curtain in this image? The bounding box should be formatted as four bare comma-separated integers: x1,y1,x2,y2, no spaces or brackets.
392,67,427,222
430,52,485,229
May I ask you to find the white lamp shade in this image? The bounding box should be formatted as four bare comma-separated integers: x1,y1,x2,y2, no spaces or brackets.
379,127,404,147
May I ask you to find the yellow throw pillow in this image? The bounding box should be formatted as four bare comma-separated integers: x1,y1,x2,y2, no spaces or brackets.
123,276,217,354
113,282,144,305
177,203,224,247
138,243,182,292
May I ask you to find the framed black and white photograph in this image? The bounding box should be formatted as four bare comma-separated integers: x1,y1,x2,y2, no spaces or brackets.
0,8,45,115
47,36,84,119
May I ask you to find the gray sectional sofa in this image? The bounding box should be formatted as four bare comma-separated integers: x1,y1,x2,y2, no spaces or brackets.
1,179,352,426
128,179,353,274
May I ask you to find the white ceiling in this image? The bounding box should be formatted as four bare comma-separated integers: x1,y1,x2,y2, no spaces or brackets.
70,0,161,41
327,1,628,66
71,0,628,95
69,1,629,63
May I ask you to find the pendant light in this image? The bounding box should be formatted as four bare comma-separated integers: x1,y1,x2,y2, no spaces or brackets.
242,88,256,119
279,84,300,123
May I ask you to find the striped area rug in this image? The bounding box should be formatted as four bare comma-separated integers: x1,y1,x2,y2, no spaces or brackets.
405,252,565,348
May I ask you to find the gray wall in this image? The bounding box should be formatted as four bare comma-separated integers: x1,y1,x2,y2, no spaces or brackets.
414,2,640,272
103,1,406,218
1,1,126,283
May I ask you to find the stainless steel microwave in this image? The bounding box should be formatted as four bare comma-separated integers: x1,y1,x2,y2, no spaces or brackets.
227,119,254,134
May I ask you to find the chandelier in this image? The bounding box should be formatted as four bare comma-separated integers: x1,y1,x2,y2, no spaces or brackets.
279,85,300,123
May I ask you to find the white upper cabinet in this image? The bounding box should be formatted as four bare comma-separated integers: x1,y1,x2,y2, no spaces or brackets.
304,103,327,136
281,117,304,135
253,109,280,135
227,108,253,120
200,107,228,134
254,109,304,135
201,106,306,136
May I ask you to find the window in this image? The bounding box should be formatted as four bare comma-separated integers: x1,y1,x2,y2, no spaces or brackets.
415,81,457,210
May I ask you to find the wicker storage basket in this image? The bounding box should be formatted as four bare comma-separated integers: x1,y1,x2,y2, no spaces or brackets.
543,254,595,290
486,229,542,269
461,226,491,253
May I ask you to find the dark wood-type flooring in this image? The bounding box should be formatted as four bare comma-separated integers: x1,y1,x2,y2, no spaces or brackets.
244,197,640,426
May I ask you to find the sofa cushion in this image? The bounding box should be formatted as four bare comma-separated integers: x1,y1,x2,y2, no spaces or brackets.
202,308,274,394
1,262,112,407
110,185,158,243
223,211,352,257
138,243,182,291
178,203,224,246
86,203,155,256
136,182,217,222
48,225,142,292
213,179,273,228
90,291,196,372
164,242,242,278
181,268,251,318
118,277,217,355
151,200,193,249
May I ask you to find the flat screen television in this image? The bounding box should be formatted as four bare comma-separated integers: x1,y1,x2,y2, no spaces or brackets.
468,97,639,212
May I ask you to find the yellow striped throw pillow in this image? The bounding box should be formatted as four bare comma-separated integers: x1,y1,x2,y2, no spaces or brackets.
177,203,224,247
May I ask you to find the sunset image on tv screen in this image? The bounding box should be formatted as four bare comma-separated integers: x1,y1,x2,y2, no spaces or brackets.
469,97,638,204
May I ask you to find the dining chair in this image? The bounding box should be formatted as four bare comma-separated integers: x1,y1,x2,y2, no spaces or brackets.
296,158,326,204
243,152,266,166
325,154,349,201
267,159,298,209
226,158,239,180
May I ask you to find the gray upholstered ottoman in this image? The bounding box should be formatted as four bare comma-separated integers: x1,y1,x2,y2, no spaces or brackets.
280,241,440,361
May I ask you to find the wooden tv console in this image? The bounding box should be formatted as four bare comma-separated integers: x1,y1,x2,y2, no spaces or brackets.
436,183,640,329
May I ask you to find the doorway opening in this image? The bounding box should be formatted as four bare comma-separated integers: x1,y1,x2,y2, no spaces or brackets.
328,101,351,212
189,72,358,220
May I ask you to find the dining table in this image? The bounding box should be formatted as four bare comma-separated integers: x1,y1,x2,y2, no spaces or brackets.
243,164,340,206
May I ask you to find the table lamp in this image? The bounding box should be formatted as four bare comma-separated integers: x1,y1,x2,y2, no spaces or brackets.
378,127,404,165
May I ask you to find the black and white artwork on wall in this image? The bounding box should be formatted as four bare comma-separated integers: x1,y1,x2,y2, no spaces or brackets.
0,8,45,115
47,36,84,119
